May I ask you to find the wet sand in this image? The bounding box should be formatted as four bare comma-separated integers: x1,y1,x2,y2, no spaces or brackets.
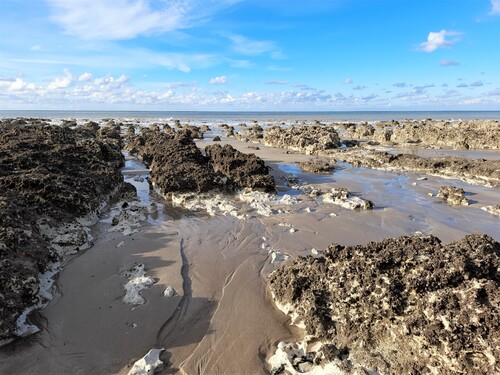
1,127,499,374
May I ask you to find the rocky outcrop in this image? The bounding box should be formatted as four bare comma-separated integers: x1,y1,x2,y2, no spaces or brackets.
437,186,469,206
481,205,500,216
205,144,275,192
269,234,500,374
263,125,341,155
323,187,373,210
335,150,500,187
297,159,335,174
126,130,275,194
126,130,218,194
0,121,125,342
342,120,500,149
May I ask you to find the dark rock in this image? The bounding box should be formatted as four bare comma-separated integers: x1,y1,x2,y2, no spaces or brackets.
205,144,275,192
0,120,125,342
125,131,218,194
269,234,500,374
213,136,221,142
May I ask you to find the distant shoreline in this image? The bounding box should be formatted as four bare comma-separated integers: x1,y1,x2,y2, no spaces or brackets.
1,109,500,122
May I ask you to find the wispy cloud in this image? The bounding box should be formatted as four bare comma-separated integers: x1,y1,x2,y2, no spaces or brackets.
352,85,366,90
166,81,197,89
490,0,500,15
209,75,227,84
440,59,459,67
419,30,461,52
227,33,282,57
393,82,407,88
343,78,353,84
46,0,240,41
470,80,484,87
265,80,288,85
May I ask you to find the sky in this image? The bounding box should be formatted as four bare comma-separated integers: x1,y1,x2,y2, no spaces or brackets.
0,0,499,111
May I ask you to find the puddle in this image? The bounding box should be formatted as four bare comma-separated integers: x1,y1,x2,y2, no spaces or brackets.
277,163,302,177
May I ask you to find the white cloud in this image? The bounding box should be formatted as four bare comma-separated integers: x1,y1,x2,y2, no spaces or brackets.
30,45,42,51
265,80,288,85
209,76,227,84
166,81,196,89
440,59,459,67
490,0,500,15
227,34,281,56
393,82,406,88
419,30,461,52
78,72,93,82
48,68,74,90
0,78,36,92
343,78,353,84
46,0,239,41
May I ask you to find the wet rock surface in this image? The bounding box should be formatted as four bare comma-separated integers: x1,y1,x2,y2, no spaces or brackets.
297,159,336,174
437,186,469,206
205,144,275,192
0,120,125,342
269,234,500,374
323,187,374,210
335,149,500,186
126,130,218,194
342,120,500,149
126,129,275,195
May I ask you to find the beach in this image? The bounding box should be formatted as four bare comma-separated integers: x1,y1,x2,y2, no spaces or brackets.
0,114,499,374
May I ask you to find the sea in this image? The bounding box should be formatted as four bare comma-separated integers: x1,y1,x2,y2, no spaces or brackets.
1,110,499,123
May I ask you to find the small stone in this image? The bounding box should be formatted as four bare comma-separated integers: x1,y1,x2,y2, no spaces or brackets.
163,286,176,297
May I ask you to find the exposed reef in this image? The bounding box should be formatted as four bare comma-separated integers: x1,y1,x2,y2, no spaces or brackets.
269,234,500,374
334,149,500,187
341,120,500,150
0,120,125,342
206,144,275,192
235,125,342,155
126,128,276,196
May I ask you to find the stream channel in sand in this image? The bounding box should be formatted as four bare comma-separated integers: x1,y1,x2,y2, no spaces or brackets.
1,135,499,375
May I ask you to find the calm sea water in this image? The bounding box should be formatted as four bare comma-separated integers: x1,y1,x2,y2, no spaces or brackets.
1,110,499,122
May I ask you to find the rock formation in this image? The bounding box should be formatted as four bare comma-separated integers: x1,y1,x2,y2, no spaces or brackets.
269,234,500,374
335,150,500,187
0,120,125,342
437,186,469,206
205,144,275,192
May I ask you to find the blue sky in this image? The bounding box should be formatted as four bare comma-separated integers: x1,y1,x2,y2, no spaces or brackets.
0,0,499,110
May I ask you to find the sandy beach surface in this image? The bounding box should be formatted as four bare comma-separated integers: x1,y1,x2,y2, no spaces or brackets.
1,118,499,374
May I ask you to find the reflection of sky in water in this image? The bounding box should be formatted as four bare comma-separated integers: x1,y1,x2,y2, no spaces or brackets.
277,163,302,177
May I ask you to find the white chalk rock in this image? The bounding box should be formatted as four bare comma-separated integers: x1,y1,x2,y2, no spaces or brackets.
123,264,157,305
163,286,176,298
128,348,164,375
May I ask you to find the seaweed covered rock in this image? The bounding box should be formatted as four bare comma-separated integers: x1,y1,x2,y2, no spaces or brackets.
205,144,275,192
0,120,125,342
269,234,500,374
126,130,219,194
264,125,341,155
0,123,124,220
